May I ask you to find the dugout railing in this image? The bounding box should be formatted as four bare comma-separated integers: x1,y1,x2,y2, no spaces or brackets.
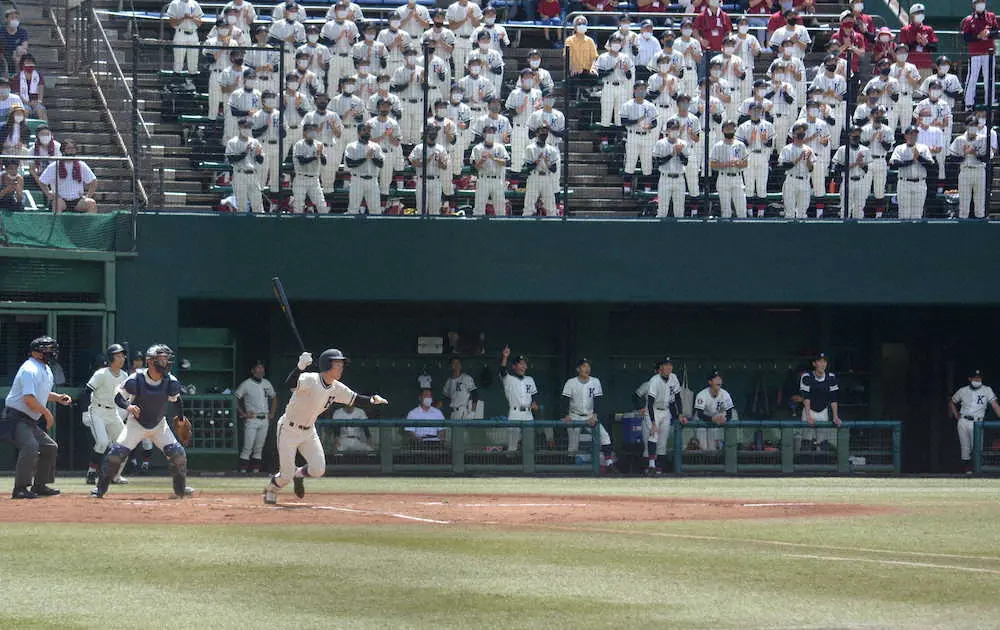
973,420,1000,474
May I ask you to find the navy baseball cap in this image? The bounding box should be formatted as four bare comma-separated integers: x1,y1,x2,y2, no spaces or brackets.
656,357,673,367
576,358,592,367
707,368,722,381
970,369,983,378
814,352,829,361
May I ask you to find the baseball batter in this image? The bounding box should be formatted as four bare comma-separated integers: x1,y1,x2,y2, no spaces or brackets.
561,359,616,472
263,349,388,505
499,346,541,452
949,369,1000,474
91,345,190,499
79,344,129,485
694,368,735,453
442,357,478,419
235,361,276,474
642,358,684,474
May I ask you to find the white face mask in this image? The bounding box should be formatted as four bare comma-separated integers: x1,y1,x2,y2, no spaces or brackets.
914,13,925,23
306,130,317,139
896,53,908,62
307,33,318,43
390,20,400,28
976,2,986,11
227,15,237,24
336,10,346,18
287,81,300,90
38,133,51,143
739,25,749,33
939,65,950,74
755,88,765,96
610,43,622,52
879,35,891,43
529,59,540,68
681,28,692,37
479,42,490,50
245,79,258,89
219,27,231,37
451,94,461,103
782,47,793,57
344,84,356,94
359,65,370,74
978,117,987,127
808,108,818,117
521,80,532,89
421,397,433,407
239,128,250,137
378,81,389,91
642,31,653,39
853,2,863,11
485,17,495,25
469,66,481,75
921,116,932,126
972,380,984,389
619,24,629,32
658,63,669,71
263,98,276,107
667,131,678,139
710,68,721,78
930,89,942,98
8,19,18,28
576,24,587,34
485,133,496,142
365,33,375,41
296,60,308,69
723,46,735,55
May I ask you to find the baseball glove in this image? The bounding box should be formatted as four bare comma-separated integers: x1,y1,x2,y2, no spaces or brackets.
173,415,193,447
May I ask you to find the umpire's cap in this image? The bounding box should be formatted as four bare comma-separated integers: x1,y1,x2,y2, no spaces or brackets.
318,349,348,371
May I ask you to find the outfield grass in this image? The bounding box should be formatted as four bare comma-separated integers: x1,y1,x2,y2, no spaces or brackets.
1,477,998,630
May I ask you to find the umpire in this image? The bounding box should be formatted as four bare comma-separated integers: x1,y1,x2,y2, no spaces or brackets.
1,336,73,499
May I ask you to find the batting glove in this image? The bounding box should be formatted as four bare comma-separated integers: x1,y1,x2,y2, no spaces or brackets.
372,394,389,405
297,352,313,370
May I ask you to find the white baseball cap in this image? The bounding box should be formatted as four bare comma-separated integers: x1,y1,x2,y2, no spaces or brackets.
910,3,925,12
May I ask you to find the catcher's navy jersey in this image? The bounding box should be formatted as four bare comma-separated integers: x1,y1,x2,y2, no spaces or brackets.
799,371,838,413
122,369,182,429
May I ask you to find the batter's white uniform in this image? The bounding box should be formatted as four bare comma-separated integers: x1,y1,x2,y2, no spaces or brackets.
948,133,991,219
84,367,128,460
333,406,375,452
651,136,688,217
642,373,681,457
621,98,658,176
522,141,560,216
166,0,202,73
270,373,357,491
502,371,537,452
443,373,477,419
694,387,735,452
710,139,749,218
235,376,275,462
952,384,997,461
736,118,775,200
831,144,871,219
562,376,609,453
779,142,814,219
470,141,508,216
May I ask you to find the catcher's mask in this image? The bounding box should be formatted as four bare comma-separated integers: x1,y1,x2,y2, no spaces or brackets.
146,344,175,377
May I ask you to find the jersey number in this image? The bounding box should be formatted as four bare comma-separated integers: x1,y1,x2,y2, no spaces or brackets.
324,395,336,411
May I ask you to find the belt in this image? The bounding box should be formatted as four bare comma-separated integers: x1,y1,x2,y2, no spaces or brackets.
93,402,115,410
630,130,649,135
664,173,681,178
289,125,299,129
286,422,312,430
849,176,863,181
356,175,374,179
299,173,317,177
962,415,983,422
337,53,349,57
407,98,421,103
605,81,621,86
267,140,278,144
252,414,267,419
722,172,740,176
789,174,806,180
481,175,501,179
179,29,197,35
510,406,529,412
212,68,223,73
751,149,764,153
774,113,785,118
903,177,924,183
653,407,669,411
240,169,256,174
962,164,985,169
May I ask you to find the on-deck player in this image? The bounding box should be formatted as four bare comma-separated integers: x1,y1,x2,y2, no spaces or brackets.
263,349,388,504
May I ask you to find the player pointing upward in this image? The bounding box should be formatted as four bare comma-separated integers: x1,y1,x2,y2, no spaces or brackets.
263,348,388,505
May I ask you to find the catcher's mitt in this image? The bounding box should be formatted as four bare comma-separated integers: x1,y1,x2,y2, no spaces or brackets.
173,415,193,447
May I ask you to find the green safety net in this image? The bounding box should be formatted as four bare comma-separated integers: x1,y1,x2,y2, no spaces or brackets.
0,211,131,252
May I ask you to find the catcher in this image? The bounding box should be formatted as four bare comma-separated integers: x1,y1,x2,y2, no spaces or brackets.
91,345,194,499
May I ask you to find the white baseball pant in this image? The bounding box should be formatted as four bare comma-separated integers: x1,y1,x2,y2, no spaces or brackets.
772,115,792,151
868,157,887,200
811,158,828,197
695,425,724,451
624,130,654,176
841,174,869,219
656,105,673,135
782,175,811,218
641,408,671,457
240,416,269,461
284,127,303,160
966,54,997,108
800,407,837,448
86,406,126,455
829,104,845,149
450,131,471,177
348,174,381,213
505,409,533,451
339,435,376,453
510,125,529,172
958,165,987,218
680,66,697,97
292,174,328,212
600,84,627,126
259,143,280,189
172,30,199,73
745,152,769,198
329,128,357,184
270,419,326,491
473,174,505,215
233,170,264,213
685,145,702,196
207,70,223,119
380,145,403,195
896,179,926,220
523,173,556,216
400,101,423,143
716,173,747,218
933,150,946,180
453,40,472,78
897,94,914,130
327,55,355,95
116,417,180,451
415,176,443,214
957,417,980,461
566,416,611,452
223,115,239,147
657,173,685,217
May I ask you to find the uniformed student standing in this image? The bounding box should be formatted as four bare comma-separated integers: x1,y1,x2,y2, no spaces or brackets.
522,127,560,216
860,106,892,217
949,369,1000,474
779,122,814,219
344,123,385,214
505,69,543,173
442,357,478,419
799,352,841,450
1,336,71,499
562,359,616,472
668,95,702,197
651,119,688,218
235,361,276,474
226,118,265,213
408,125,450,214
831,126,871,219
735,102,774,212
594,35,635,127
292,122,329,213
642,358,683,474
79,344,129,485
368,98,403,196
250,91,282,190
470,124,509,216
499,346,540,453
620,81,658,177
166,0,203,74
948,122,992,219
709,120,749,218
694,369,735,453
889,125,936,220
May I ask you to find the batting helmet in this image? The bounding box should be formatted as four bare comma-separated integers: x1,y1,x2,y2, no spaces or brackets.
30,336,59,363
317,348,348,371
106,343,127,362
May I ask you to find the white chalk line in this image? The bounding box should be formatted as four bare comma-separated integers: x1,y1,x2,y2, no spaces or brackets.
311,504,451,525
742,502,816,508
784,553,1000,575
417,502,591,508
524,524,1000,563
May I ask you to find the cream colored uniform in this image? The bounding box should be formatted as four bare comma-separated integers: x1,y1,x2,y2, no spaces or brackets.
831,143,871,219
593,52,635,126
948,133,991,219
504,87,542,172
446,1,482,76
651,135,688,217
166,0,203,73
765,80,798,148
470,141,509,216
710,139,749,218
420,26,456,87
398,1,431,38
282,89,312,159
621,98,658,176
810,71,846,151
779,142,814,219
861,123,892,202
889,142,933,220
736,118,775,199
302,108,344,190
467,47,504,103
648,70,679,133
204,37,237,119
368,114,403,195
225,134,265,213
668,111,702,196
527,108,565,149
522,141,560,216
889,61,921,130
390,64,425,143
446,99,474,177
443,373,477,419
268,18,306,76
672,37,702,97
250,107,281,189
951,384,997,461
333,406,375,452
321,19,360,93
378,27,411,77
794,116,831,198
271,373,358,491
694,387,735,452
235,376,275,462
642,373,680,457
292,138,329,213
345,139,384,214
502,371,537,451
408,142,450,213
330,93,366,183
84,367,128,456
562,376,609,453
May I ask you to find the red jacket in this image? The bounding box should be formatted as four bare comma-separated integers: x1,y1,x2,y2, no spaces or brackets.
962,11,1000,55
899,23,938,68
830,29,866,73
766,11,786,36
694,8,732,52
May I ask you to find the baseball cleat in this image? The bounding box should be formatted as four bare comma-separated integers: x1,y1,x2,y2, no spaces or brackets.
85,471,97,485
89,488,105,498
263,487,277,505
31,485,61,497
112,476,129,485
293,477,305,499
12,487,39,499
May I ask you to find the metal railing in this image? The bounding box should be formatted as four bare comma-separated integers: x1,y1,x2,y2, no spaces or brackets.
974,420,1000,474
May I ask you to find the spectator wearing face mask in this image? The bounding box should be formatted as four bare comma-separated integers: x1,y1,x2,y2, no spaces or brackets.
38,139,97,213
0,9,29,76
221,0,257,32
899,4,938,80
0,76,24,121
829,11,866,76
948,122,994,219
282,72,312,160
323,0,365,23
918,56,963,111
962,0,1000,110
694,0,732,55
471,6,510,52
565,17,598,79
378,12,412,78
1,104,29,161
271,0,307,23
746,0,772,45
302,92,344,190
250,90,282,190
352,21,387,79
29,124,60,191
871,27,895,70
0,158,23,211
405,390,447,445
291,122,329,213
15,54,44,121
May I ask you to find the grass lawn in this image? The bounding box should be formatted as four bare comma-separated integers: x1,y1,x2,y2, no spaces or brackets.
0,476,998,630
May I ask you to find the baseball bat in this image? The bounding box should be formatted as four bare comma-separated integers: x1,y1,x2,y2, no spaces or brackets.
271,276,307,354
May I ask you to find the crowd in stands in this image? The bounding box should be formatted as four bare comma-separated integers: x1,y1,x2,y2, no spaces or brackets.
151,0,1000,218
